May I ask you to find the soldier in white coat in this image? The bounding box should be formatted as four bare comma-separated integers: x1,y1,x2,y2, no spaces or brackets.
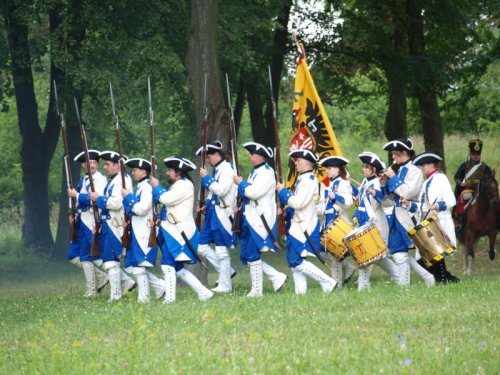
234,142,287,297
67,150,108,297
316,156,356,288
121,158,166,302
197,141,238,293
90,151,136,301
381,139,435,286
277,149,337,295
150,157,214,304
406,152,460,284
352,152,400,290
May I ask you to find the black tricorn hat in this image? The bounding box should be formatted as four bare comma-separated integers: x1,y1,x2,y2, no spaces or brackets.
74,150,100,162
289,148,319,163
243,142,274,158
99,150,128,163
195,140,224,156
125,158,152,172
318,155,349,167
413,152,443,166
163,157,196,172
358,152,386,171
468,139,483,154
383,138,414,152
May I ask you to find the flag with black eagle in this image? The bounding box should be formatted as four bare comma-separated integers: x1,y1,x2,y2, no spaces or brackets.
286,42,343,189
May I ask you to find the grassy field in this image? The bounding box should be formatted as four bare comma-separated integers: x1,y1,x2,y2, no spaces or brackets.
0,133,498,374
0,240,498,374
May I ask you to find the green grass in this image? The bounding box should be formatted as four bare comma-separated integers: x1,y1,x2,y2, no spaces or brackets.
0,241,498,374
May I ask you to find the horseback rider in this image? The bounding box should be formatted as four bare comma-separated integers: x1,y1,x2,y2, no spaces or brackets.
453,139,493,232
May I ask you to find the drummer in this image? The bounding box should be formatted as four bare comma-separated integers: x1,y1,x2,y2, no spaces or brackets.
352,152,400,290
317,156,356,288
404,152,460,284
381,138,435,286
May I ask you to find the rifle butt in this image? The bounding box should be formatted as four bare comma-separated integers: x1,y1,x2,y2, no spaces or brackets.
70,222,78,242
147,225,158,248
231,209,242,233
277,211,286,237
90,233,100,257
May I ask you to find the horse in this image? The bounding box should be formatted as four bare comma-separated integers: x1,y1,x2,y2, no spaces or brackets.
456,172,499,275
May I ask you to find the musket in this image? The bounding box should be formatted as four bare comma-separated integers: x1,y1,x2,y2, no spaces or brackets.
225,74,242,233
268,65,286,237
195,74,209,231
74,97,101,256
54,81,78,242
109,82,131,249
147,77,158,247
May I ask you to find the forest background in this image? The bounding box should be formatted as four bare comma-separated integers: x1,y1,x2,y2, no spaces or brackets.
0,0,498,258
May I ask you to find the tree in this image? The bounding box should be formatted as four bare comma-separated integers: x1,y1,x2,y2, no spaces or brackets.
3,1,56,252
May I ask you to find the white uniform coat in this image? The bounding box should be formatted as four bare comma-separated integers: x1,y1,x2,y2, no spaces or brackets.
100,173,133,240
205,160,237,234
385,162,423,231
241,163,277,240
286,172,320,243
157,178,196,246
77,171,107,231
412,172,457,246
128,179,154,252
355,177,389,243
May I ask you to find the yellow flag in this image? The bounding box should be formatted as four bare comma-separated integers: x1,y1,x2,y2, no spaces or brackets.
286,43,342,188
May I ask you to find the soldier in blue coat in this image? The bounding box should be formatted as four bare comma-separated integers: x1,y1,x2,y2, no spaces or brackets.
67,150,108,297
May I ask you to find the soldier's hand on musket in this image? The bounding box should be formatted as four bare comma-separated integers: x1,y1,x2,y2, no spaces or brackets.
276,182,284,192
368,187,376,196
352,217,358,225
67,188,78,198
277,207,283,215
122,219,129,228
378,174,388,185
200,168,208,178
89,192,99,201
149,177,159,188
429,203,438,211
121,188,128,198
68,215,75,224
328,191,336,200
196,205,206,213
234,176,243,185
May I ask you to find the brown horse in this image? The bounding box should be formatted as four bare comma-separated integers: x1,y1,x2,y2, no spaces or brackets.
457,172,499,275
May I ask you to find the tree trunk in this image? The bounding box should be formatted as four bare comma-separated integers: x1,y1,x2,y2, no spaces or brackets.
52,1,87,259
406,0,445,168
4,4,55,253
186,0,227,283
382,11,407,143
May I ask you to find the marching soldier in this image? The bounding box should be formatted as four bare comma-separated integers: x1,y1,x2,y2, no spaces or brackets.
453,139,493,232
197,141,238,293
277,149,337,295
381,139,435,286
67,150,108,297
407,152,460,284
121,158,165,302
317,156,356,288
150,157,214,303
234,142,287,297
90,151,136,301
352,152,399,290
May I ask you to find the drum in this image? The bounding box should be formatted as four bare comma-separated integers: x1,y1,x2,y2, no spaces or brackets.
320,216,353,261
407,215,456,266
343,222,389,268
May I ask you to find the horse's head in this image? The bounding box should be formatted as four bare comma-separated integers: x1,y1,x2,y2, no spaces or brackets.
479,172,500,211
